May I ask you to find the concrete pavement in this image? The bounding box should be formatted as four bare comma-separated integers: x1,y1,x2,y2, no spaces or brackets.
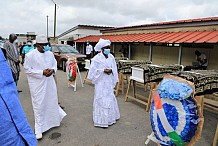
17,67,218,146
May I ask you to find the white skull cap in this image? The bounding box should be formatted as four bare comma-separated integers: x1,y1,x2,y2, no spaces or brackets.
36,35,48,43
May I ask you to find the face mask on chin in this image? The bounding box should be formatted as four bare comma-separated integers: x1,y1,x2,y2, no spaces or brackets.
43,45,51,52
13,39,18,44
103,49,110,55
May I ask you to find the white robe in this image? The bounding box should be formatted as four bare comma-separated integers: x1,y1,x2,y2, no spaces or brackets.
87,52,120,127
24,49,66,135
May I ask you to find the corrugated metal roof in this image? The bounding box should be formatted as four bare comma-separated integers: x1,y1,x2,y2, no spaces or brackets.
58,25,114,38
74,30,218,44
102,16,218,31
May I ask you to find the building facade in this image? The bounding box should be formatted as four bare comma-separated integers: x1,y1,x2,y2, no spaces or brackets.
74,16,218,69
57,25,113,45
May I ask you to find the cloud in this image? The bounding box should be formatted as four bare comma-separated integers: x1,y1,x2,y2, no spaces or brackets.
0,0,218,38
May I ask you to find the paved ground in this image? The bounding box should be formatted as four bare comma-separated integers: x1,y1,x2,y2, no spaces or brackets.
17,67,218,146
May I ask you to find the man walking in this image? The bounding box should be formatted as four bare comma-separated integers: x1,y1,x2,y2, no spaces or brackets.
24,35,66,139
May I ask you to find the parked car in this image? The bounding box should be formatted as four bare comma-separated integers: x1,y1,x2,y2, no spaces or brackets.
50,44,86,71
0,40,4,48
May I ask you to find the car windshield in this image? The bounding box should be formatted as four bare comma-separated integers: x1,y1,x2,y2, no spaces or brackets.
59,45,78,53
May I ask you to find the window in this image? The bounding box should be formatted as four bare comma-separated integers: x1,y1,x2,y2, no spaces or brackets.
59,45,78,53
51,46,59,52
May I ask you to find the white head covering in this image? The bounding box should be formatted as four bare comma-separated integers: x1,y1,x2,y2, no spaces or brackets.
94,38,111,52
36,35,48,43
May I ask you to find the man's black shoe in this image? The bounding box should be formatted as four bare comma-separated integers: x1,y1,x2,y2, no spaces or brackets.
58,103,65,109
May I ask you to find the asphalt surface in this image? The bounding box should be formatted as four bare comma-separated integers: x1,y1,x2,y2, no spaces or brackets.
17,66,218,146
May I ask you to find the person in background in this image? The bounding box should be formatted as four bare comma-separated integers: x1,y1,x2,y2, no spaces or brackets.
20,42,26,56
3,34,21,87
24,35,66,140
195,50,208,70
86,41,93,59
0,49,37,146
21,40,34,65
87,38,120,128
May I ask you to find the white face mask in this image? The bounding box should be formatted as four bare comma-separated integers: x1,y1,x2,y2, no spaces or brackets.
13,39,18,44
27,42,32,45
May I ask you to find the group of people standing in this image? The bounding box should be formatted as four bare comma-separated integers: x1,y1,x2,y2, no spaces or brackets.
0,34,120,145
1,32,209,145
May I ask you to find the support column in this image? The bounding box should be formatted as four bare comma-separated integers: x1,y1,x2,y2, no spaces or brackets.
128,44,131,59
178,44,182,65
74,42,77,49
83,43,85,54
149,43,153,63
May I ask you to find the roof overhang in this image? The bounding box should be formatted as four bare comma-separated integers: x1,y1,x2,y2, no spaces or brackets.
74,30,218,44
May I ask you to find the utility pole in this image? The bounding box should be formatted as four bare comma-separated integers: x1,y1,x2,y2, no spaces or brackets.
46,15,49,39
54,3,56,40
51,0,57,41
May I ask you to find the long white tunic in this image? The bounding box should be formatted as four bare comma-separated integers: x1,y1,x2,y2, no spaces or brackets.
86,44,93,54
87,52,120,127
24,49,66,135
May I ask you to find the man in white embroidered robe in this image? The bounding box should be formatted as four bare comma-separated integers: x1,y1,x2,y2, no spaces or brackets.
87,38,120,127
24,35,66,139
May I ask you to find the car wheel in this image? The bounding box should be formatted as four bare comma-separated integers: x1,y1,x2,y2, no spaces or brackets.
62,60,66,72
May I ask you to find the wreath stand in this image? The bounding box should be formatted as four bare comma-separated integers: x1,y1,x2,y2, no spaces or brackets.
145,132,160,145
213,124,218,146
67,63,84,91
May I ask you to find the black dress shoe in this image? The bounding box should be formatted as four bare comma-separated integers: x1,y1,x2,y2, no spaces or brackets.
58,103,65,109
18,90,22,93
60,105,65,109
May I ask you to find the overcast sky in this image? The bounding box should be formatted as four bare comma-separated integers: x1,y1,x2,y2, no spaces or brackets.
1,0,218,38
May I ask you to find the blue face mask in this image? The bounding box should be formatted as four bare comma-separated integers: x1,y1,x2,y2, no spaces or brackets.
43,45,51,52
103,49,110,55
